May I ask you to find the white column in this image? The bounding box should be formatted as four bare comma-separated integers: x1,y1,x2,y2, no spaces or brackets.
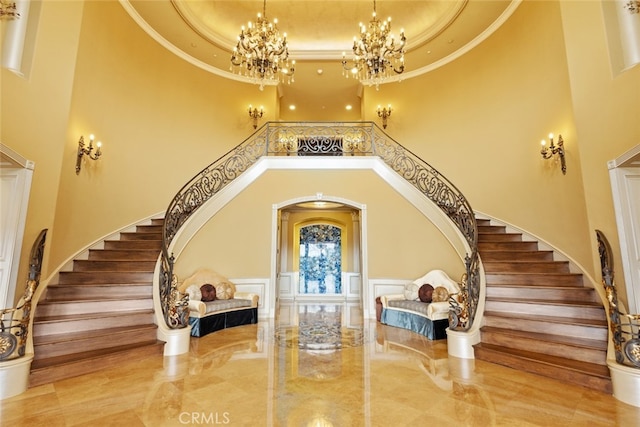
2,0,31,74
617,0,640,69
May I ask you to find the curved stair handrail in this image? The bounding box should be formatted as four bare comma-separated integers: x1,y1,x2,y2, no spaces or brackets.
0,228,47,361
596,229,640,368
159,122,479,331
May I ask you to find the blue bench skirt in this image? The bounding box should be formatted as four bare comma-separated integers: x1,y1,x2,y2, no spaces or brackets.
381,308,448,340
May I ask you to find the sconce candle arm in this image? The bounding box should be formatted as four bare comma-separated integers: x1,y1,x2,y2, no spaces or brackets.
540,133,566,174
76,135,103,175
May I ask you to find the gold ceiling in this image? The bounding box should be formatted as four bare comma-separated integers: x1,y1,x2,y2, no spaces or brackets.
123,0,518,120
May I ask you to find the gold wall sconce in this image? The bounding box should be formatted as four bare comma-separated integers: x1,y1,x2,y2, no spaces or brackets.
540,133,566,174
377,104,392,129
76,134,102,175
249,105,264,129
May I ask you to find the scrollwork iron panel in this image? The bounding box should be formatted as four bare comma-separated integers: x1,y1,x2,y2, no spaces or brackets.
596,229,640,369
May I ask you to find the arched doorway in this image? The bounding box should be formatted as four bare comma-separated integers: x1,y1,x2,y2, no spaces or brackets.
273,195,365,304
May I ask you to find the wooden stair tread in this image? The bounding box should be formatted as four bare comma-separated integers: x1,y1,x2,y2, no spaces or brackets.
474,343,610,378
485,297,603,308
481,326,607,350
30,340,163,371
483,311,608,327
34,324,157,345
38,295,152,304
34,309,154,323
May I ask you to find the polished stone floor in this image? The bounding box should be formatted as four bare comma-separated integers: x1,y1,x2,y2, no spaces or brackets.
2,302,640,426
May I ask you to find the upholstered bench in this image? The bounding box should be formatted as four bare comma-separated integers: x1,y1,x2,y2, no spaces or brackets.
178,269,259,338
380,270,460,340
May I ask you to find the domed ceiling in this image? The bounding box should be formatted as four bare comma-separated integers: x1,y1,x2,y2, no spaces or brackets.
122,0,519,119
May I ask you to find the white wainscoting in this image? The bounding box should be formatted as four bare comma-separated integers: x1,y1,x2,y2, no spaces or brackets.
369,279,411,300
232,278,270,319
344,272,361,300
278,272,296,300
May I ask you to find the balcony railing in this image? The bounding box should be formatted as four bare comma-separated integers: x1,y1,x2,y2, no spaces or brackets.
160,122,479,331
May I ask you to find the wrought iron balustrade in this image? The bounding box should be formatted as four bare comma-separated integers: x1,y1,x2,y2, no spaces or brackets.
596,229,640,368
160,122,478,331
0,229,47,361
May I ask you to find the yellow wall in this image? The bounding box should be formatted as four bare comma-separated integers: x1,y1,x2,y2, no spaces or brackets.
559,1,640,304
365,0,593,276
47,1,277,271
1,1,84,304
2,0,638,309
174,169,464,281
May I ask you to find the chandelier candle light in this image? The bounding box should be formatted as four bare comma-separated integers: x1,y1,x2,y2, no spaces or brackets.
0,0,19,19
342,0,406,89
230,0,295,90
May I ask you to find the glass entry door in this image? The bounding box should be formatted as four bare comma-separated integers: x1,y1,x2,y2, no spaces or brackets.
299,224,342,295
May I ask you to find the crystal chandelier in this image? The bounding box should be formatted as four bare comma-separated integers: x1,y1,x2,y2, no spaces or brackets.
0,0,19,19
342,0,406,89
230,0,295,90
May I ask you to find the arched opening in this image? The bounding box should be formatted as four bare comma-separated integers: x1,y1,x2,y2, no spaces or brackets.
274,195,365,304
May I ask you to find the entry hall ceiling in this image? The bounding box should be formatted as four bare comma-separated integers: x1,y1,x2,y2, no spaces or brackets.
124,1,518,119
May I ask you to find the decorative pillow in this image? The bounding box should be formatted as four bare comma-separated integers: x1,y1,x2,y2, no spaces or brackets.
214,281,236,300
432,286,449,303
185,284,202,301
200,284,217,302
418,284,434,303
403,283,420,301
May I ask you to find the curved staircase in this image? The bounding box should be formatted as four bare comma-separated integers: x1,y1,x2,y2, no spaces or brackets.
473,218,612,393
29,219,165,387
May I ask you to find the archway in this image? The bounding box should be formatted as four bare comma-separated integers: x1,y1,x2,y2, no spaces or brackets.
271,195,367,308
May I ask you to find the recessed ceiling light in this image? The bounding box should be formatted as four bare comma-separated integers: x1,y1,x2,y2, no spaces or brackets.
289,105,296,110
345,105,352,110
317,69,324,75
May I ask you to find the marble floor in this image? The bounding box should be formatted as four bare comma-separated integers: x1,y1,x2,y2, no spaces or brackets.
2,302,640,426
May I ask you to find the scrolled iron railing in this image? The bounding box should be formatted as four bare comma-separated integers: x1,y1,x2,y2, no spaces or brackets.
0,229,47,361
160,122,478,331
596,229,640,368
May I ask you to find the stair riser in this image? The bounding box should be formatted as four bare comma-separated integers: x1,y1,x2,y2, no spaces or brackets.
486,287,600,303
45,285,153,300
480,251,553,262
119,233,162,241
33,328,158,361
483,315,608,340
481,331,607,365
478,234,523,242
483,262,569,274
33,312,155,337
88,250,159,261
73,260,157,272
29,342,164,388
136,225,163,233
104,240,162,250
478,226,506,234
485,300,605,320
58,271,153,284
479,242,539,251
36,299,153,317
486,273,583,286
474,346,612,393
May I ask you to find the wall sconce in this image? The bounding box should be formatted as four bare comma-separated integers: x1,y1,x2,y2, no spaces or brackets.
377,104,392,129
540,133,566,175
76,134,102,175
249,105,264,129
